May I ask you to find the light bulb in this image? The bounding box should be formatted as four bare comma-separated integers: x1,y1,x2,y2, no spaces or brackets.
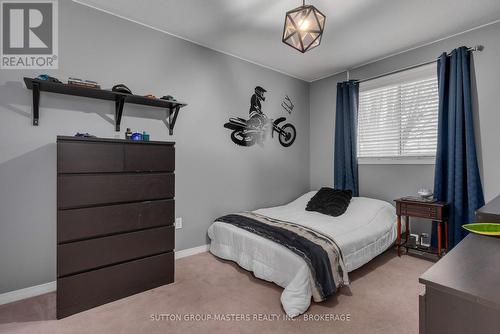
299,19,310,31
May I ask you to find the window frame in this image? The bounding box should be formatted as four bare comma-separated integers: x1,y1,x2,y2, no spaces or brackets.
356,64,438,165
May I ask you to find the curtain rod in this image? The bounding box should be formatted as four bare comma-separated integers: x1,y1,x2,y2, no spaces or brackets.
349,45,483,84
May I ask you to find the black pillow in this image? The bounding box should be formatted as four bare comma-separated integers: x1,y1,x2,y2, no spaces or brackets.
306,187,353,217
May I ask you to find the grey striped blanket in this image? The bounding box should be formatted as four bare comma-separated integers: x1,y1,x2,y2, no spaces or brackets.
215,212,349,301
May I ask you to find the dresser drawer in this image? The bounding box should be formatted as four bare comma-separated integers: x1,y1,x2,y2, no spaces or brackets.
57,252,174,319
58,173,174,209
124,145,174,172
58,199,174,243
58,225,174,277
58,141,124,173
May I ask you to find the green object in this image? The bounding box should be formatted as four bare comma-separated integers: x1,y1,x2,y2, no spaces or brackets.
462,223,500,236
142,131,150,141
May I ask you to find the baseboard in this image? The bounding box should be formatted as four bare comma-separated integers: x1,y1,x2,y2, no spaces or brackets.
175,244,209,259
0,281,56,306
0,245,210,306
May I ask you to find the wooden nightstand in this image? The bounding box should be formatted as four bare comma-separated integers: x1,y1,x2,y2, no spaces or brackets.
394,198,449,258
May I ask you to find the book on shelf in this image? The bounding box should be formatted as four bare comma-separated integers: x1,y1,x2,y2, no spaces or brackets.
67,82,101,89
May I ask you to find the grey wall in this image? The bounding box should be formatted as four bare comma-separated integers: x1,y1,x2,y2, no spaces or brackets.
0,1,310,294
310,21,500,233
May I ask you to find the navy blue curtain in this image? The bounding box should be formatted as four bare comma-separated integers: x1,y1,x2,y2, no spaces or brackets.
334,81,359,196
432,46,484,249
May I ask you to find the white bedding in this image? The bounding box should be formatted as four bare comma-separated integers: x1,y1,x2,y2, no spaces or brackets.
207,191,397,317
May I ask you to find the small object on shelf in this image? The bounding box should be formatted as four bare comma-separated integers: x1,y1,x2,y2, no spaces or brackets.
83,80,100,89
68,77,101,89
420,233,431,248
462,223,500,236
112,84,132,94
142,131,150,141
408,234,418,248
74,132,96,138
161,95,176,102
37,74,62,83
144,94,157,99
131,132,143,141
125,128,132,140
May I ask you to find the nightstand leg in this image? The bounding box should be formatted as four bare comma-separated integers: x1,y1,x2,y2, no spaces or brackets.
444,221,448,253
437,222,442,257
397,215,402,257
405,216,410,244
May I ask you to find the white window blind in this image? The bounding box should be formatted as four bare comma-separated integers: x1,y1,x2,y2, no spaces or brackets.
357,64,439,163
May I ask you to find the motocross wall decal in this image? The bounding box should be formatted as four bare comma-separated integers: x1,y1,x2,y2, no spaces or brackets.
224,86,297,147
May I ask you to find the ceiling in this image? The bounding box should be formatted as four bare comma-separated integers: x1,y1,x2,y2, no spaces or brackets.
74,0,500,82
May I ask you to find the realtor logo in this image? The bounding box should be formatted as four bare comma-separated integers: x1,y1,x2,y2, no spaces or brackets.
1,0,58,69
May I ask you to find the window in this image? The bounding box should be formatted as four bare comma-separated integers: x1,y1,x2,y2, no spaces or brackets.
357,64,439,164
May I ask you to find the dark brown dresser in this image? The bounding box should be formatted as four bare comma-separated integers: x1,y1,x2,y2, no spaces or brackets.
418,196,500,334
56,136,175,318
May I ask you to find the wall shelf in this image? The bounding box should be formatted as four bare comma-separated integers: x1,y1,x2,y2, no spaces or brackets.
24,77,187,135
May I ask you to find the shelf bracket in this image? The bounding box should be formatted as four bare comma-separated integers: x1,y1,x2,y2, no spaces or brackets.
166,105,180,135
32,82,40,126
115,96,125,132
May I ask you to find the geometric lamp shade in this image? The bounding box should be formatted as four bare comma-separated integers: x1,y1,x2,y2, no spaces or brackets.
282,3,326,53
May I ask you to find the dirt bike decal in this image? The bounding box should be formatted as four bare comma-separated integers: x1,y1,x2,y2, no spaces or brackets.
223,87,297,148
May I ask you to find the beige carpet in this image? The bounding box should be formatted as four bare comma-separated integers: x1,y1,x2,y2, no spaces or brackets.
0,250,433,334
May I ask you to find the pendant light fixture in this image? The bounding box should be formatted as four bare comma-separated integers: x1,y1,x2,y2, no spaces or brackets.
282,0,326,53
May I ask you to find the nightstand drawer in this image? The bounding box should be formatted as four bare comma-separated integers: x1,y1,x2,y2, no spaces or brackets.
400,208,438,219
399,203,440,219
396,202,444,220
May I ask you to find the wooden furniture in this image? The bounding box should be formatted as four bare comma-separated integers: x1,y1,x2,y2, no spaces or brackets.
57,136,175,319
419,196,500,334
475,194,500,222
419,234,500,334
24,78,187,134
394,198,449,257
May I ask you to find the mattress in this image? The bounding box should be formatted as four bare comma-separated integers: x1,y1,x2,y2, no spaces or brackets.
208,191,398,317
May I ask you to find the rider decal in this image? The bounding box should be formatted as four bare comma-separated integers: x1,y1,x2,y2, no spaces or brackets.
224,86,297,147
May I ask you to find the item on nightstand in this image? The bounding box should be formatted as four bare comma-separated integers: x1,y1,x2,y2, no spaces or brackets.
410,233,420,246
125,128,132,140
142,131,150,141
420,233,431,248
74,133,96,138
408,234,418,248
131,132,143,141
417,188,433,200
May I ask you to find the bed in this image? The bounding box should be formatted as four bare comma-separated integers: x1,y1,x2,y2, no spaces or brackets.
208,191,398,317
